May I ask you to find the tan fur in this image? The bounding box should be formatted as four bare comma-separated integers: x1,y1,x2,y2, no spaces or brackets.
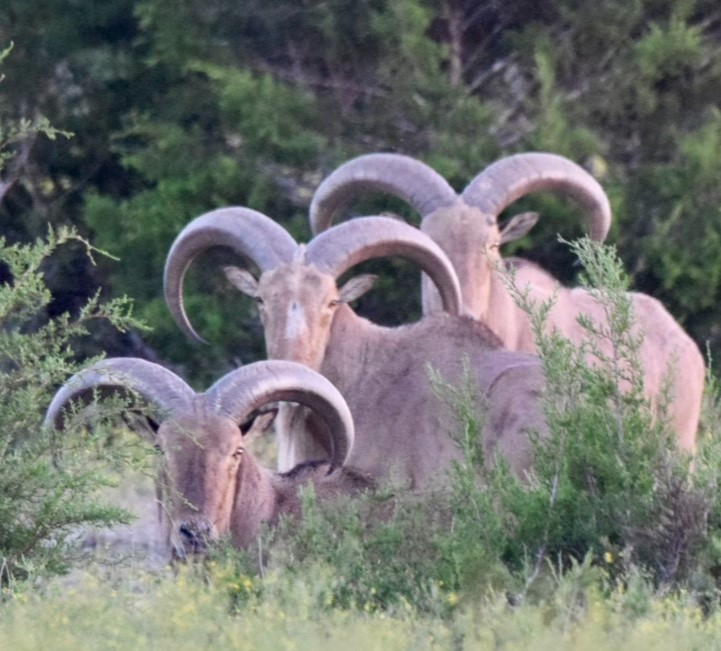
321,308,547,485
426,211,703,453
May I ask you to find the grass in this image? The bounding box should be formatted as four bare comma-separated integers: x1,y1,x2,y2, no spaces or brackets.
3,562,721,650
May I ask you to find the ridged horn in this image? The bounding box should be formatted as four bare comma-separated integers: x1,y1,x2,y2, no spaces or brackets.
306,216,463,316
206,360,354,469
310,153,458,235
461,152,611,241
44,358,195,431
164,207,299,343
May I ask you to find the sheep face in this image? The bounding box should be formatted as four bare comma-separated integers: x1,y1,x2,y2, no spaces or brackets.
226,262,375,371
257,263,339,369
157,411,244,557
423,202,503,262
420,202,501,315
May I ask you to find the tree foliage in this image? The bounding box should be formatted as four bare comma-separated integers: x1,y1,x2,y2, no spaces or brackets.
1,0,721,381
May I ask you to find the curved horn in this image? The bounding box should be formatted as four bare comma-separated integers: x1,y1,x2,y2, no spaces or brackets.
461,152,611,241
164,207,298,343
206,361,355,469
45,358,195,431
310,153,458,235
306,216,463,316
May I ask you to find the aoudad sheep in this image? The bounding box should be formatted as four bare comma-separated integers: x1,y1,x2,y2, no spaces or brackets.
45,358,371,558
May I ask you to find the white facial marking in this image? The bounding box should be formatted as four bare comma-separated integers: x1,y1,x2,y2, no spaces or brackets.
284,301,307,341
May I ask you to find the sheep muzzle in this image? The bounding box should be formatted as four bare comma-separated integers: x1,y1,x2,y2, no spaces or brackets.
175,518,215,557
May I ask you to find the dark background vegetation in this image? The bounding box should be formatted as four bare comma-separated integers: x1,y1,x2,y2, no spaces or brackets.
3,0,721,384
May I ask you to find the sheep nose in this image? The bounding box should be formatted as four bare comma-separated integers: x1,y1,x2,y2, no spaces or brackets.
178,520,212,554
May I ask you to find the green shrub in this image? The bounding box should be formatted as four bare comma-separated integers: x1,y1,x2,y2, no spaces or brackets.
477,238,715,589
0,227,146,588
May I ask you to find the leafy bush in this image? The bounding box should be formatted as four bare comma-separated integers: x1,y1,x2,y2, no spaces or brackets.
492,239,715,586
0,227,145,587
0,46,151,589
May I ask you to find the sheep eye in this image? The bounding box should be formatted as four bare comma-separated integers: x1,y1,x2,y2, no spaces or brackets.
232,446,244,459
329,299,340,308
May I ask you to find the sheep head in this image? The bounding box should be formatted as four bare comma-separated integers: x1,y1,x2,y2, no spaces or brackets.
44,358,355,558
154,409,246,554
224,260,376,369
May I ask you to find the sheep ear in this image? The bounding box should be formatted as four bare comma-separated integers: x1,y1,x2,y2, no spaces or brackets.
240,408,278,445
500,212,539,245
123,412,161,439
223,266,259,298
339,274,378,303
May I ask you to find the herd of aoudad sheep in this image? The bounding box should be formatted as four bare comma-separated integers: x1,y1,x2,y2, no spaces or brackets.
45,152,705,561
